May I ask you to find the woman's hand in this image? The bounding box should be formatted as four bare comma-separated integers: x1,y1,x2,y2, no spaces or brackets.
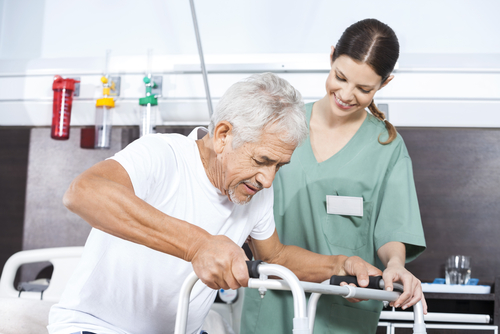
382,263,427,313
378,241,427,314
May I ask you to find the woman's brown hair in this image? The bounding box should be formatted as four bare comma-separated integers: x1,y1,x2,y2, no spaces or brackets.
332,18,399,144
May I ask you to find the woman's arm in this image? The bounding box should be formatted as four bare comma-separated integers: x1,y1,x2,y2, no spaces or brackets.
377,241,427,313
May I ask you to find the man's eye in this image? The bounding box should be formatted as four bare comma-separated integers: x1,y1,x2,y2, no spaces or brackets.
253,159,264,165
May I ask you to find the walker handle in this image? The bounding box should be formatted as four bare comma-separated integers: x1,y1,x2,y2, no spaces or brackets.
330,275,383,289
246,260,264,278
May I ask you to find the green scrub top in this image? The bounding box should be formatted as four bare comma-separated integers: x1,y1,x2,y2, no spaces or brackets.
241,102,426,334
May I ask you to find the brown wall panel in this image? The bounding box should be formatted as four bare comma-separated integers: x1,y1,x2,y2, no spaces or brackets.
400,128,500,285
0,127,30,273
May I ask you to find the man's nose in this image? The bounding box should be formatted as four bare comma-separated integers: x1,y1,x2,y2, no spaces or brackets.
256,166,275,189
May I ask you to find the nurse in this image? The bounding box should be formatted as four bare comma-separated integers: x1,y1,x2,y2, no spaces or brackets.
241,18,426,334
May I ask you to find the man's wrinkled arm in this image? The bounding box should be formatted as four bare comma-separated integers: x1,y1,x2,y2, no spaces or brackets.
63,159,210,260
64,159,250,290
250,230,381,284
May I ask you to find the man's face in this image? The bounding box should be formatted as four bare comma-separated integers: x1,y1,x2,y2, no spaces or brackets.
220,130,296,205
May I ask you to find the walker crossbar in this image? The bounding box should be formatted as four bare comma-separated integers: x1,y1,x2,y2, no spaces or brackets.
247,278,402,301
173,261,427,334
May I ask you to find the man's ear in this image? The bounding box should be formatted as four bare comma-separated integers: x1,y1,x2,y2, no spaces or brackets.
213,121,232,154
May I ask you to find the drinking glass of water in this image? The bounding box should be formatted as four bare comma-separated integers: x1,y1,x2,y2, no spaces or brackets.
445,255,471,285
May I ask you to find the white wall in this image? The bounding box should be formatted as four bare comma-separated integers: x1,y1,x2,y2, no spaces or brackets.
3,0,500,58
0,0,499,127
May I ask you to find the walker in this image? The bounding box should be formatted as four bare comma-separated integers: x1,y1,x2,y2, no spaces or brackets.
174,261,427,334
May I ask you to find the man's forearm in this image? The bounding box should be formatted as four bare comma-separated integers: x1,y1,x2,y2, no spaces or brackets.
273,244,349,282
250,233,347,283
251,231,384,283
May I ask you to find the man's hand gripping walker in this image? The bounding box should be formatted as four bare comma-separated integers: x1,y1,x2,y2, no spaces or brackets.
174,261,427,334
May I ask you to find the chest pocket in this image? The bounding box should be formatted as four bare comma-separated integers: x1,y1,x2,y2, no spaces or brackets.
322,201,372,250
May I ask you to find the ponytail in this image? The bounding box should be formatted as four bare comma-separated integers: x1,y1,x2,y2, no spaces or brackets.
368,100,397,145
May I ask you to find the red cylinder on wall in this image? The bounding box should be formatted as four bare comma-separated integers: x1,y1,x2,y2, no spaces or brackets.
51,75,80,140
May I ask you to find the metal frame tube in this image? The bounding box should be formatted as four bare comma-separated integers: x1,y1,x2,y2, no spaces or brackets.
248,264,308,319
380,310,490,324
308,292,322,333
188,0,214,118
412,301,427,334
248,278,401,301
391,323,497,334
249,275,426,334
174,264,427,334
174,272,199,334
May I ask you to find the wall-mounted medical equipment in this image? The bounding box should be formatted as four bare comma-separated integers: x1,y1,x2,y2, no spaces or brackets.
51,76,80,140
139,75,158,137
94,76,115,149
139,49,161,137
94,50,119,149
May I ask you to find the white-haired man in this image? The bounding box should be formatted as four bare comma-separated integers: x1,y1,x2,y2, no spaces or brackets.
48,73,381,334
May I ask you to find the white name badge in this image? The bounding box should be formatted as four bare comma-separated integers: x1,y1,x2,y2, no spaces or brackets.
326,195,363,217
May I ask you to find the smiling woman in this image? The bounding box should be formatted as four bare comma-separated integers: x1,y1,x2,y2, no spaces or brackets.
241,19,426,334
331,18,399,143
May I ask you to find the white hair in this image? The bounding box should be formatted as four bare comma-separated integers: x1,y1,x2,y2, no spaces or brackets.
208,72,308,148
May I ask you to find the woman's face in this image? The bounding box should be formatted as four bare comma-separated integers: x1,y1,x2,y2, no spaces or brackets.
325,54,391,119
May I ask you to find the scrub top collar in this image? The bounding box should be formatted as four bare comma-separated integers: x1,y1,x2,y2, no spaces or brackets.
300,103,373,170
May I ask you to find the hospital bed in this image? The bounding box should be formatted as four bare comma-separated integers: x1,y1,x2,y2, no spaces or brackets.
0,247,84,334
0,247,238,334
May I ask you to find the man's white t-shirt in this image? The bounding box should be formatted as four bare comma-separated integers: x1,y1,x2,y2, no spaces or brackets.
48,128,275,334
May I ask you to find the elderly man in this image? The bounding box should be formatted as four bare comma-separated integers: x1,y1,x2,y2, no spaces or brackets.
48,73,381,334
